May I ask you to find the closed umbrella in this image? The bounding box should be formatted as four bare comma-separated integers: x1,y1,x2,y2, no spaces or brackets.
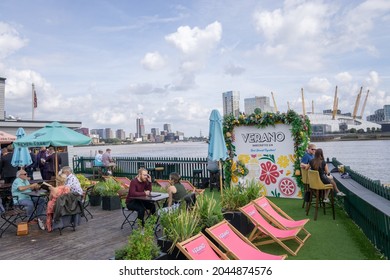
13,121,92,176
208,109,229,197
11,127,32,167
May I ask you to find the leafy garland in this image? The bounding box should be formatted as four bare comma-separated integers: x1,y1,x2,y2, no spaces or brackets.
222,109,311,193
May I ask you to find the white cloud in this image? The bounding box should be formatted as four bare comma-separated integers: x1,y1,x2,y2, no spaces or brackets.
141,52,166,71
0,22,28,59
306,77,332,93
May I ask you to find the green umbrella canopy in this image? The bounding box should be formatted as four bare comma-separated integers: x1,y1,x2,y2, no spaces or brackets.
13,121,91,148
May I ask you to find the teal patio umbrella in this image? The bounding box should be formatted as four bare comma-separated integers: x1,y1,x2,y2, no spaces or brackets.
11,127,32,167
13,121,92,175
208,109,228,197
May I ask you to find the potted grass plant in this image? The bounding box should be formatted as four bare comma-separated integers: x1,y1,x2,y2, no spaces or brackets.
114,216,165,260
221,178,263,235
158,205,201,259
95,178,122,210
194,193,223,230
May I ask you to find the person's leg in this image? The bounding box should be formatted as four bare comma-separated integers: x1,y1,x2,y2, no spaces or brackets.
126,200,146,225
18,199,34,218
143,201,156,216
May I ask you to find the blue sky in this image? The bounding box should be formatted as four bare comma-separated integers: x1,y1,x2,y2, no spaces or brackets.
1,0,389,137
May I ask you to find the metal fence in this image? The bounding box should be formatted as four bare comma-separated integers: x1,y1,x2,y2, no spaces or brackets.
72,156,208,183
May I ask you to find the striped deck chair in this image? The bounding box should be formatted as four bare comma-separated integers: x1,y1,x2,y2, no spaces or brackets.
104,176,131,189
253,196,311,242
155,179,204,195
239,202,304,256
205,220,287,260
177,233,229,260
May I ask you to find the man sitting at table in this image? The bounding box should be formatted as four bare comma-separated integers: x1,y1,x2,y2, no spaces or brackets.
11,170,46,230
125,168,156,226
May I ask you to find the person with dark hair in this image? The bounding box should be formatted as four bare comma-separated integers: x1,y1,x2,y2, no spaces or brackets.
0,145,18,183
309,148,346,203
36,146,47,180
163,172,187,207
125,168,155,226
25,149,37,180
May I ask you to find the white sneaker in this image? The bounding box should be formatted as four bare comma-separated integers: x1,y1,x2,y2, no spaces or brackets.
107,170,112,175
337,192,346,197
323,198,330,203
38,218,46,230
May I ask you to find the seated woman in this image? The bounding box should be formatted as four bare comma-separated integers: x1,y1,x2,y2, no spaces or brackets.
309,148,346,203
161,172,188,209
45,174,70,232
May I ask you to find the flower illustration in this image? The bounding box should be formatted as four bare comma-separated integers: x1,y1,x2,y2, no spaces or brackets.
277,155,289,168
259,161,280,185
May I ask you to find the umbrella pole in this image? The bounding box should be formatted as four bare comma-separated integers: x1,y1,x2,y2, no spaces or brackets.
219,160,223,199
55,147,58,186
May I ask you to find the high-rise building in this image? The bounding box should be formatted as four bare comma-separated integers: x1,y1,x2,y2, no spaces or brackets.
163,123,172,132
75,127,89,136
91,129,104,139
244,96,274,114
136,117,145,138
384,105,390,122
222,90,240,117
116,129,126,140
151,128,159,136
104,128,113,139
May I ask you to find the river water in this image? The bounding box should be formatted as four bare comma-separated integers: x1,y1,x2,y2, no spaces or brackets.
69,140,390,184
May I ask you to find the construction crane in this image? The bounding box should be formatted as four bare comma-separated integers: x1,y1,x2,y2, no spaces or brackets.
271,92,278,113
359,89,370,119
301,88,306,116
352,87,363,119
332,86,338,120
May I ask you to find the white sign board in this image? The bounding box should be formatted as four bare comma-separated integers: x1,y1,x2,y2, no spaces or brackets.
232,124,299,198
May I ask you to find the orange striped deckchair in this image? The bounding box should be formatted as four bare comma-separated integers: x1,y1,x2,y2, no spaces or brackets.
155,179,204,195
205,220,287,260
253,196,311,242
176,233,229,260
239,203,304,256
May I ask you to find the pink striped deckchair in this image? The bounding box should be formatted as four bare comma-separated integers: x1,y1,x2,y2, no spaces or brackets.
205,220,287,260
239,203,304,256
253,196,311,242
176,233,229,260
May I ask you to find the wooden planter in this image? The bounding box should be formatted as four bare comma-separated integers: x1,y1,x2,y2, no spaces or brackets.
89,194,101,206
102,195,121,210
223,211,254,236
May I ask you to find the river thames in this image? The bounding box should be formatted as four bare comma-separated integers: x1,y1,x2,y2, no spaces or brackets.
69,140,390,184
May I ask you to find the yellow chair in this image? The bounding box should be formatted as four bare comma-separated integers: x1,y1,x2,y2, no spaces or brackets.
306,170,335,221
300,168,310,209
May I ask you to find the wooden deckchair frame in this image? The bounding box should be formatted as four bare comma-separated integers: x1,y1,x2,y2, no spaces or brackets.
239,202,304,256
205,220,287,260
176,232,229,260
155,179,204,195
253,196,311,243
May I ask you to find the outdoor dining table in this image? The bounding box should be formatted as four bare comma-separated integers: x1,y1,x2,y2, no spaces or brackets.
26,189,48,222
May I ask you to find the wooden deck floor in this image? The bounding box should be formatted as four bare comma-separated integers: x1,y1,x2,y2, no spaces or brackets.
0,205,137,260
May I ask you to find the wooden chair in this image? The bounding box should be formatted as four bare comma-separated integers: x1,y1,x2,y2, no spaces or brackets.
0,197,27,238
306,170,335,221
253,196,311,243
239,202,304,256
205,220,287,260
177,232,229,260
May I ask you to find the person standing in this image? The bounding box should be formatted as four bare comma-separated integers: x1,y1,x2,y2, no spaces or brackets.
25,149,37,180
0,146,18,183
36,146,47,180
45,147,62,180
125,168,155,226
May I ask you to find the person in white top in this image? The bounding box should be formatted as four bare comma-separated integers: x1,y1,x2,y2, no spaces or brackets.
60,166,83,196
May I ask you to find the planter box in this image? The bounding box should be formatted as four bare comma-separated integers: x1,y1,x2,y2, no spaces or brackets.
89,194,101,206
157,236,186,260
223,211,254,236
102,196,121,211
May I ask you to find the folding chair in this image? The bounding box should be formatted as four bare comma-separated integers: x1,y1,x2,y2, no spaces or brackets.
205,220,287,260
177,232,229,260
253,196,311,243
111,177,132,189
0,197,27,237
239,202,304,256
81,185,94,222
155,179,204,195
121,203,137,230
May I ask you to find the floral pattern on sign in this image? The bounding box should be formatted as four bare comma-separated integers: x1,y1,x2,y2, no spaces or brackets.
277,155,289,169
259,161,280,185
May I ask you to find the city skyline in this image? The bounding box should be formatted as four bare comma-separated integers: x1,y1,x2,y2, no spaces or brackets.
1,1,389,136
